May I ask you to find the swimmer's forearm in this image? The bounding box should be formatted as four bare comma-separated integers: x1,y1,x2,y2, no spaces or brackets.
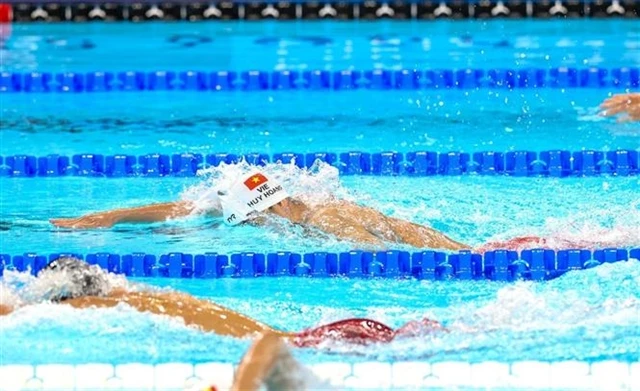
106,201,196,224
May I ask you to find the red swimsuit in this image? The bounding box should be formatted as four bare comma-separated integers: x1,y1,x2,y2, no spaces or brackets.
205,318,442,390
292,317,444,348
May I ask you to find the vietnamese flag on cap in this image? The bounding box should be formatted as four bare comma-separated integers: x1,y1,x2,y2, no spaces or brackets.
244,173,268,190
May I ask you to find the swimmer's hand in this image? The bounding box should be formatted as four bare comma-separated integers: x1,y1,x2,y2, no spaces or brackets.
600,93,640,122
50,215,115,229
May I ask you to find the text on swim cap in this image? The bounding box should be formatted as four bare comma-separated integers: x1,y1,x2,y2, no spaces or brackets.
246,183,283,208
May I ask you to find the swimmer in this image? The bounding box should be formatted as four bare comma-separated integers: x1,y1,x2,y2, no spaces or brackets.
50,169,470,251
0,257,444,347
49,169,622,252
600,92,640,122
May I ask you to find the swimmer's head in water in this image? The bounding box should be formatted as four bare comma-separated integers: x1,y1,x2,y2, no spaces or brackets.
38,257,110,302
219,170,289,226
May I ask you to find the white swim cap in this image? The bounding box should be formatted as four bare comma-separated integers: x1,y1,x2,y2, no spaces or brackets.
219,170,289,226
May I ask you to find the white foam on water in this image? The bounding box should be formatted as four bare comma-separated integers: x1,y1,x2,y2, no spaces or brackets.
2,165,638,364
177,160,365,249
113,159,640,252
0,267,129,307
0,280,23,309
540,201,640,249
1,260,638,364
479,190,634,250
181,160,348,214
453,259,640,329
366,260,640,362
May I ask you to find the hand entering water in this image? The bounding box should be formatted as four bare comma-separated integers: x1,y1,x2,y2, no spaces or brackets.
600,93,640,122
50,215,115,229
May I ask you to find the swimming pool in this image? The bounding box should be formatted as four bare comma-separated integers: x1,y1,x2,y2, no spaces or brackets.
1,17,640,391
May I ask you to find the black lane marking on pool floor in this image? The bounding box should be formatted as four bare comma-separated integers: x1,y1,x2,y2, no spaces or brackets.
7,1,640,23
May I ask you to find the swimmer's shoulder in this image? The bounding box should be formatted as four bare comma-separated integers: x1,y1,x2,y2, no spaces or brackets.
317,199,364,214
304,200,358,224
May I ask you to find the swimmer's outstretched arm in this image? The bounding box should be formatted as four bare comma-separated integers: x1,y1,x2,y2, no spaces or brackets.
50,201,219,229
0,289,292,338
600,93,640,122
61,290,294,339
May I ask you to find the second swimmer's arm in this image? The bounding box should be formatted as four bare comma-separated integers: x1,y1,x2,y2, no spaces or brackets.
231,333,308,391
62,291,293,339
50,201,199,229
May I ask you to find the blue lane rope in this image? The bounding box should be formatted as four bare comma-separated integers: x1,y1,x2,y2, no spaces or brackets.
1,150,638,178
1,68,639,93
1,248,638,281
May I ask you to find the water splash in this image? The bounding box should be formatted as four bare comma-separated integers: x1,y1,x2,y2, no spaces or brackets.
373,260,640,362
1,260,639,363
181,160,347,215
178,163,640,251
0,277,24,308
540,201,640,249
0,267,129,307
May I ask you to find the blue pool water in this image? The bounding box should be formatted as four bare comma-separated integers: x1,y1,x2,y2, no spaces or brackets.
1,89,640,156
2,20,640,72
1,260,639,365
1,20,639,374
1,167,640,255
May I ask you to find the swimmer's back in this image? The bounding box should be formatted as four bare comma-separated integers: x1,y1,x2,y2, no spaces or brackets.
304,201,386,246
307,201,468,250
